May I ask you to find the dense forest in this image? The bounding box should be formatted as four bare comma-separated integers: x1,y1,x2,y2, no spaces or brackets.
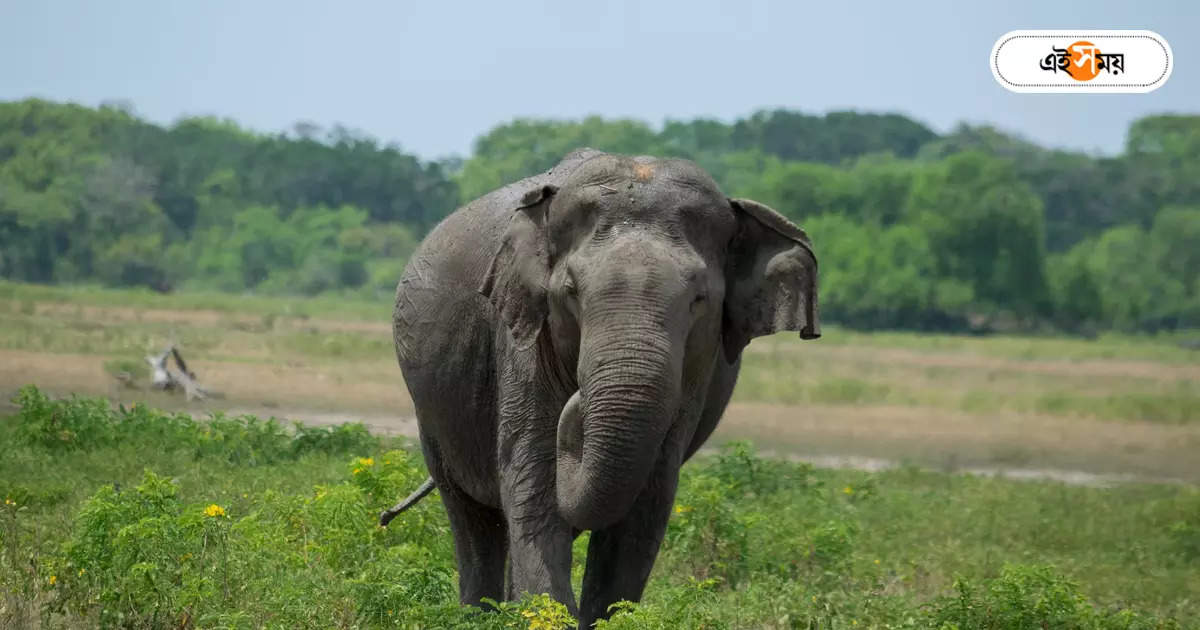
1,98,1198,333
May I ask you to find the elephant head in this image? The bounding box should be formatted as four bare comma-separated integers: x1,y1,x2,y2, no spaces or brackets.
480,152,818,531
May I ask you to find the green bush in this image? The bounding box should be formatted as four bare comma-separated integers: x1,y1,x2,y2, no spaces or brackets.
14,385,118,450
928,564,1181,630
12,385,375,463
39,454,455,628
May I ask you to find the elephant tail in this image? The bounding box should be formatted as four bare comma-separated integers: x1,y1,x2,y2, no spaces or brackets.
378,477,436,527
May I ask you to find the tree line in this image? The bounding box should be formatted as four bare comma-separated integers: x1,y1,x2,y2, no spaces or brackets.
1,98,1197,333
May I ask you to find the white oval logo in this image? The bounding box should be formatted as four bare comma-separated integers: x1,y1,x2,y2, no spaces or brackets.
991,30,1172,93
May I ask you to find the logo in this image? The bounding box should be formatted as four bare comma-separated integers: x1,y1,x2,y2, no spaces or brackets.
991,30,1171,93
1039,42,1122,81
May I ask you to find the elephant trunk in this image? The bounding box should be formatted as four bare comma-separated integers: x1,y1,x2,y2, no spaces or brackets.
556,325,679,531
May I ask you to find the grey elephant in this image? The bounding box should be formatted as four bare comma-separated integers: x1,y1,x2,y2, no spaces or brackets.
381,148,819,626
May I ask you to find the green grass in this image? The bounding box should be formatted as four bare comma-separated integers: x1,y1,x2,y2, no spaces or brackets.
1,388,1195,628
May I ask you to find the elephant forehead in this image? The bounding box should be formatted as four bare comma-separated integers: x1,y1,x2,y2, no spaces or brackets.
561,154,719,192
559,176,725,221
548,154,734,247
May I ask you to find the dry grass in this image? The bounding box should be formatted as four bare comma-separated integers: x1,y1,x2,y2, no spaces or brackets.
737,335,1200,424
713,402,1200,481
2,287,1198,482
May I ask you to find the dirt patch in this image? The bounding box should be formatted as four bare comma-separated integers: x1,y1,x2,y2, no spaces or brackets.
712,402,1200,481
690,451,1188,487
0,349,411,418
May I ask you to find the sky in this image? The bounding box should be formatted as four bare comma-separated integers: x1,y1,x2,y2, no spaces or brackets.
1,1,1196,160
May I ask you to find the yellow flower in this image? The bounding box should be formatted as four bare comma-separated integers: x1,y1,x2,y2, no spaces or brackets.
673,504,692,514
356,457,374,469
843,486,854,495
78,568,86,577
352,468,363,475
204,504,226,518
49,575,57,585
874,558,880,564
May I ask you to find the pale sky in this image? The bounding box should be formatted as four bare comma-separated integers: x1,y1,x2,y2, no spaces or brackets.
1,1,1195,160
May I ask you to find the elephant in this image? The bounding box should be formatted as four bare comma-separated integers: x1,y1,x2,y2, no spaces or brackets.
382,148,819,626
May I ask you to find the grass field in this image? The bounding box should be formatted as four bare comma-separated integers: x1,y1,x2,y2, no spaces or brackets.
0,281,1198,627
2,280,1198,481
1,389,1196,629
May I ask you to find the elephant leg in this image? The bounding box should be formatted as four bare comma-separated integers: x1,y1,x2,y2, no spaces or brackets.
502,493,577,612
440,483,508,607
577,460,680,627
418,430,507,608
500,441,577,612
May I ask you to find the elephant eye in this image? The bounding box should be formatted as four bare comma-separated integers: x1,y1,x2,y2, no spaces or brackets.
564,275,578,298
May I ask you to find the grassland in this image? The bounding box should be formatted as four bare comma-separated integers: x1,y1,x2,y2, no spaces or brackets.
1,389,1196,628
1,281,1198,627
2,280,1198,481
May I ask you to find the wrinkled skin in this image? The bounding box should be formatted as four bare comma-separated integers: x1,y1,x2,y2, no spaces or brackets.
392,149,819,626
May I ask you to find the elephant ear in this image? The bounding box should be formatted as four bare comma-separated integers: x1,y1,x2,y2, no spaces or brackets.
478,184,558,351
722,198,820,363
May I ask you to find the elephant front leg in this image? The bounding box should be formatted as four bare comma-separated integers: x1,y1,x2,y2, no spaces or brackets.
577,461,680,627
500,444,578,613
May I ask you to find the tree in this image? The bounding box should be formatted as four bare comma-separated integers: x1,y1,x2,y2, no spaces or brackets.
1047,245,1102,332
1084,227,1179,330
2,97,1198,334
732,110,936,164
456,117,665,202
905,152,1051,321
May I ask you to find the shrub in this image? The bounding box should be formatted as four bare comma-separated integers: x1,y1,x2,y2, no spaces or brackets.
596,578,726,629
15,385,117,450
12,385,377,464
928,564,1181,630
